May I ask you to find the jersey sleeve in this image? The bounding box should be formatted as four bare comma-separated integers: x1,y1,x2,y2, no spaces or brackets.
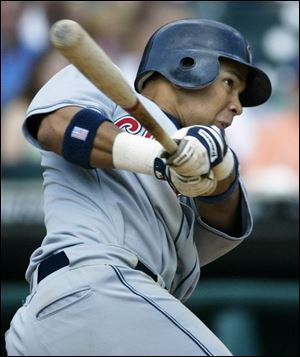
183,177,253,266
23,64,116,149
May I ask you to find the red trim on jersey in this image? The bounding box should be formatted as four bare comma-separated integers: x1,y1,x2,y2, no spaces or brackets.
115,116,153,139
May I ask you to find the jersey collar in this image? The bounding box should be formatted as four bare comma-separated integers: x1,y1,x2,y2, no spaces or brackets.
163,111,182,130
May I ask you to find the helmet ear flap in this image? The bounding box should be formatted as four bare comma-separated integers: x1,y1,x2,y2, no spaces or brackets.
166,52,220,90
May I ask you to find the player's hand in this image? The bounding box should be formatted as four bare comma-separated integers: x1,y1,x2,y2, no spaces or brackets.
153,125,236,196
212,147,236,181
167,125,228,177
154,157,217,197
166,166,218,197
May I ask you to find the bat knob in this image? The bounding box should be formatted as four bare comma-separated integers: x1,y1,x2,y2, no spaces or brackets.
50,19,82,48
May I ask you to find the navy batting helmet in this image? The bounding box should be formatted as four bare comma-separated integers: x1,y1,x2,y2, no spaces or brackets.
135,19,272,107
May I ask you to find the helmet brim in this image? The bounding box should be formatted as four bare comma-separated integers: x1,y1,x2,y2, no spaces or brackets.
239,65,272,107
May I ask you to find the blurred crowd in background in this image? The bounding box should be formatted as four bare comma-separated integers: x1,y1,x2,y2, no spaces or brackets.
1,1,299,199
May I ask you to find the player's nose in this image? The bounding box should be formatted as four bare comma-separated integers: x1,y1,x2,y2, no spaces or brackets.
229,94,243,116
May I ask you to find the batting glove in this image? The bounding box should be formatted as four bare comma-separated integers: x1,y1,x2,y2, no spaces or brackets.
167,166,218,197
156,125,235,181
167,125,227,175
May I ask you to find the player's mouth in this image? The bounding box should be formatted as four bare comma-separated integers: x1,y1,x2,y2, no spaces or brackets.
216,121,231,129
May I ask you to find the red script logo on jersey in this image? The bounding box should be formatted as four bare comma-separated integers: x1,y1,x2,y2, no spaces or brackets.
115,116,153,139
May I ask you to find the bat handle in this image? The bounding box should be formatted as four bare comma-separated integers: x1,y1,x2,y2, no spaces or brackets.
159,136,178,154
125,100,178,155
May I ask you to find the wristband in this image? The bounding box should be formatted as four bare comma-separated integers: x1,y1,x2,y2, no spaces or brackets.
62,108,111,169
112,132,162,175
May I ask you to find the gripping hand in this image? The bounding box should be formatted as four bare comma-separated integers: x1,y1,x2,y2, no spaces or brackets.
167,125,227,177
166,167,218,197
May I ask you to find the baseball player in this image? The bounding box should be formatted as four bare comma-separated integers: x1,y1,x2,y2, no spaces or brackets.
5,19,271,356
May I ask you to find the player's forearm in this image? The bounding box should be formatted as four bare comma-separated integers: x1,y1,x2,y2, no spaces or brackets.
37,106,164,174
194,171,242,235
37,106,121,168
90,121,121,168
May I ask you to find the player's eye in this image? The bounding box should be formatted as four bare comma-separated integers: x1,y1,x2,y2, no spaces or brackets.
224,78,234,90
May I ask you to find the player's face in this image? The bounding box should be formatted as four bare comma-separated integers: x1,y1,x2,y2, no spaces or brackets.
174,59,248,129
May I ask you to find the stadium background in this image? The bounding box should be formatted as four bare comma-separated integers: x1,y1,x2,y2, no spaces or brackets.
1,1,298,355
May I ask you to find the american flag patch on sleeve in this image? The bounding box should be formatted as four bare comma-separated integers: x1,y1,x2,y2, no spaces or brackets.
71,126,89,141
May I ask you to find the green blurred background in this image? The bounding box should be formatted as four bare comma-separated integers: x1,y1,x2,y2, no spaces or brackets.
1,1,299,356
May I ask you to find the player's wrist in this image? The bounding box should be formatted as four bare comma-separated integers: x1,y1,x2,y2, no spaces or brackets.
197,151,240,203
212,148,235,181
112,132,162,175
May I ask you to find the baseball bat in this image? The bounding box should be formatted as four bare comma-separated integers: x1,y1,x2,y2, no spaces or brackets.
49,19,178,154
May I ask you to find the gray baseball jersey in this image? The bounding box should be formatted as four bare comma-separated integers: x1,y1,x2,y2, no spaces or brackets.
6,65,252,356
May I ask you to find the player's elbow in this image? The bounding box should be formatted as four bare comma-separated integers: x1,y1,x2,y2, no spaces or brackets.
37,107,80,154
37,114,61,153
